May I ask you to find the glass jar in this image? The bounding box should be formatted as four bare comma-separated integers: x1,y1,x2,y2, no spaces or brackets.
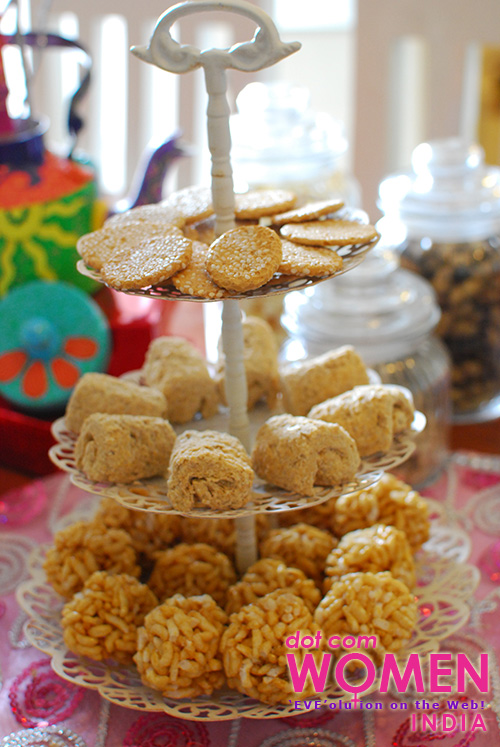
281,245,452,488
378,139,500,423
230,81,360,207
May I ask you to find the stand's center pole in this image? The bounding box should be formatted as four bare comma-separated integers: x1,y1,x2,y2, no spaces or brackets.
220,299,249,448
221,299,257,573
204,61,236,238
204,59,257,573
132,0,299,575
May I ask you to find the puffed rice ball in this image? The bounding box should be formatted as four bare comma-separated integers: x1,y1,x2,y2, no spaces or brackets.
93,497,181,561
278,496,339,532
134,593,227,698
332,472,430,551
148,543,236,607
260,523,337,586
225,558,321,615
323,523,416,593
44,520,140,599
61,570,158,664
314,571,418,665
181,514,270,561
221,590,318,705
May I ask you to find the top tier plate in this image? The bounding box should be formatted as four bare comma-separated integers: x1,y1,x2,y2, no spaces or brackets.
77,202,379,303
76,239,376,302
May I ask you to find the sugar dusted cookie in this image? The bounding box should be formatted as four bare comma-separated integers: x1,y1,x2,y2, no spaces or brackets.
308,384,415,457
271,198,345,225
167,430,254,511
183,215,217,245
143,336,218,423
280,218,379,246
65,372,168,433
77,221,182,271
105,202,186,229
278,239,343,277
163,185,214,224
171,241,225,299
75,413,176,483
234,188,297,219
252,413,360,495
206,225,282,292
183,216,260,245
77,225,130,271
100,234,193,290
280,345,370,416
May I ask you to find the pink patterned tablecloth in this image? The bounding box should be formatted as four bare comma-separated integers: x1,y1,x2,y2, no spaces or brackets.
1,451,500,747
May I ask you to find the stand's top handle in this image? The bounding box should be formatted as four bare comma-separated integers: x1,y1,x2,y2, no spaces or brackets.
131,0,300,74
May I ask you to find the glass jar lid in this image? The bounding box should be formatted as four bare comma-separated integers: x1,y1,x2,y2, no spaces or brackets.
378,138,500,242
230,81,348,187
282,244,441,364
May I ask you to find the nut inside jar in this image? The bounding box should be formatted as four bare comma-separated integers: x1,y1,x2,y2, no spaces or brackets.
400,237,500,419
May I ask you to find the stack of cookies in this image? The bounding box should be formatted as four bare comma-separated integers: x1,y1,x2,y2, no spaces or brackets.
77,186,379,297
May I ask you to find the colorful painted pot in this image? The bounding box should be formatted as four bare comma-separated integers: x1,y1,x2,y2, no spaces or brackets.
0,149,104,297
0,280,111,411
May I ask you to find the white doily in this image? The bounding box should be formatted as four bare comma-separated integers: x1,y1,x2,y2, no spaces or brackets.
16,515,479,722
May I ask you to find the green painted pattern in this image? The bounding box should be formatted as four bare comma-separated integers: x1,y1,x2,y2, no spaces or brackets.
0,180,101,296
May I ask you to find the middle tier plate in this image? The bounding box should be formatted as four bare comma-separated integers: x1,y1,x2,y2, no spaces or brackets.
49,409,426,518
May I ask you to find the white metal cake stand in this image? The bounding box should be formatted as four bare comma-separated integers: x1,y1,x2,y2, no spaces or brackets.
37,0,465,722
44,0,404,574
61,0,422,574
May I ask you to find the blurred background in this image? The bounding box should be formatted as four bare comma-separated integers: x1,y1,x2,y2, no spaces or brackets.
3,0,500,219
2,0,500,479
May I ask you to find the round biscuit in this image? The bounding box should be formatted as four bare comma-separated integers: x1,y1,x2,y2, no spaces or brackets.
163,185,214,224
278,239,343,277
206,225,282,292
100,234,193,290
271,199,345,225
280,219,379,246
183,217,258,245
183,215,216,245
105,202,186,229
171,241,225,299
234,189,297,220
77,222,183,271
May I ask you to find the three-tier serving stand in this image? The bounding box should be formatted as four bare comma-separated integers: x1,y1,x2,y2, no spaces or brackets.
52,0,420,573
17,0,474,723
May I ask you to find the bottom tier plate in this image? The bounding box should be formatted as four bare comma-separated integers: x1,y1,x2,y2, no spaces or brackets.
16,512,479,721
